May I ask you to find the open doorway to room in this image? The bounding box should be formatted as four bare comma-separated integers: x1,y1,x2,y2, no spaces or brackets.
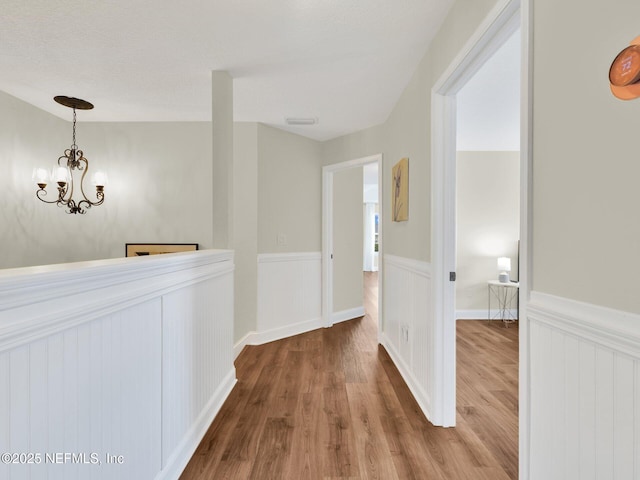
454,27,521,480
455,30,521,323
363,162,380,330
322,154,382,334
430,5,532,478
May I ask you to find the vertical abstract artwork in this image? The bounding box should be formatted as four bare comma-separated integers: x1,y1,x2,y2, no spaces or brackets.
392,157,409,222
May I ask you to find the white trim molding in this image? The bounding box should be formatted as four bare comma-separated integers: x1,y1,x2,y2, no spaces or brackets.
243,252,323,355
385,254,431,277
380,331,432,419
430,0,529,436
382,254,433,422
527,291,640,479
323,154,383,332
528,291,640,359
0,250,234,353
235,317,324,359
0,250,235,480
332,306,366,324
234,331,254,359
156,370,236,480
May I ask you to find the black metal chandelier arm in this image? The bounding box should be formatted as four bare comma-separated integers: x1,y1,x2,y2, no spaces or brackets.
77,157,102,207
76,193,105,210
64,199,84,215
74,200,91,214
74,189,105,214
36,187,64,204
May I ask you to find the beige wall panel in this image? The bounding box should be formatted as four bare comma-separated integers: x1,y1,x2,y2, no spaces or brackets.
333,167,364,313
456,151,520,311
533,0,640,313
257,124,322,253
233,122,259,341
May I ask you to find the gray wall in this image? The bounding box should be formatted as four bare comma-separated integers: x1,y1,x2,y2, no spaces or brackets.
257,124,322,254
0,91,213,269
233,122,259,342
332,166,364,313
532,0,640,314
231,123,323,343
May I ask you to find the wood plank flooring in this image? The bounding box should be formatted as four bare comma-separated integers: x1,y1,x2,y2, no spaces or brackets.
180,272,518,479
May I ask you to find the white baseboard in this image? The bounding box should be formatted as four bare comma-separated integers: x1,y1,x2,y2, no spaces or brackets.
155,369,236,480
233,331,253,359
382,254,433,423
455,309,518,320
379,331,432,420
257,251,321,349
331,306,366,324
234,317,324,357
234,306,366,358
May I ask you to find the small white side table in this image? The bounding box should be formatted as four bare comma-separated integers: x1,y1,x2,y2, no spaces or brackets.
488,280,519,326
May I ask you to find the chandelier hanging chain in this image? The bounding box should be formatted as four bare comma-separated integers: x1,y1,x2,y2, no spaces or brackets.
34,96,106,215
72,107,76,148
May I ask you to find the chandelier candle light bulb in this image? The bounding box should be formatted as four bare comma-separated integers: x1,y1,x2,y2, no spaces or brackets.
91,171,108,189
53,166,70,185
34,96,106,214
32,168,49,188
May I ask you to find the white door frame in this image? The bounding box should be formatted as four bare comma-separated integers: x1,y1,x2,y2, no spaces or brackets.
430,0,531,474
322,154,383,334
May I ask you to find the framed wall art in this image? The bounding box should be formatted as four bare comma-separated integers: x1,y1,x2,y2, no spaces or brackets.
392,157,409,222
125,243,199,257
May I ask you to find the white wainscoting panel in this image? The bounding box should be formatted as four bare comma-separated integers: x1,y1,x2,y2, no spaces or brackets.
528,291,640,480
381,254,432,420
252,252,322,349
0,250,235,480
160,273,235,478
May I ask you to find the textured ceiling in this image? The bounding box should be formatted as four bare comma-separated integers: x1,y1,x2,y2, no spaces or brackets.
0,0,454,141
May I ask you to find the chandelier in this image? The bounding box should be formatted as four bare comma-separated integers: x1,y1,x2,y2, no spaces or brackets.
33,96,107,214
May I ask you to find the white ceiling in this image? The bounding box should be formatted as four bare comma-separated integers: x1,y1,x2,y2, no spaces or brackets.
456,29,520,151
0,0,454,142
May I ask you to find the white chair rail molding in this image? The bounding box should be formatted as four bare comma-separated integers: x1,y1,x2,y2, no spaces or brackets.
0,249,235,480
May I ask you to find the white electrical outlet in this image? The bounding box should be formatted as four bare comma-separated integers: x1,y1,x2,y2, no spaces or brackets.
401,325,410,343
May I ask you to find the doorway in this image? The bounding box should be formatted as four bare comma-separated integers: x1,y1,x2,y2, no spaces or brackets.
455,29,521,321
322,154,383,335
430,2,531,466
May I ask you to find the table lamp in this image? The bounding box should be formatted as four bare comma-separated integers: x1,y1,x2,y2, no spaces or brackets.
497,257,511,283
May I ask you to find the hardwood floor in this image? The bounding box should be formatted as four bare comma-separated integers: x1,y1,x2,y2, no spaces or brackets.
180,272,518,479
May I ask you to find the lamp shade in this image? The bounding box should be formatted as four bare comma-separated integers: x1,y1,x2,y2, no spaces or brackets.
32,168,49,185
91,171,108,188
497,257,511,272
53,166,70,184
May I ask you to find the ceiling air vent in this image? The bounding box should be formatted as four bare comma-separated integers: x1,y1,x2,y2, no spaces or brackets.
285,117,318,126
